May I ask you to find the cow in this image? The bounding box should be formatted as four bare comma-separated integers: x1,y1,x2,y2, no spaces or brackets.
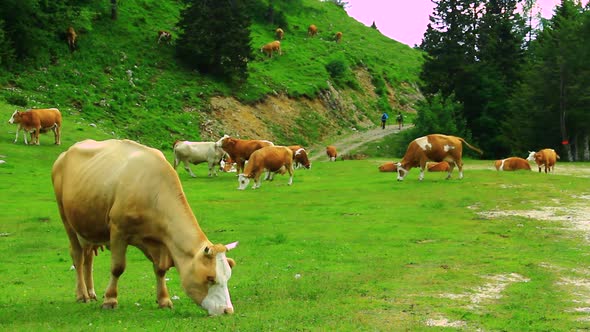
527,149,560,173
173,140,225,177
51,139,238,315
308,24,318,37
335,31,342,43
275,28,284,40
427,161,451,172
8,108,62,145
66,26,77,52
215,135,274,174
326,146,337,162
261,40,281,58
220,154,237,173
157,30,172,44
237,146,294,190
494,157,531,171
396,134,483,181
378,162,397,172
288,145,311,169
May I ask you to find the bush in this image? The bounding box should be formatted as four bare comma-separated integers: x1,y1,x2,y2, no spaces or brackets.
5,95,27,107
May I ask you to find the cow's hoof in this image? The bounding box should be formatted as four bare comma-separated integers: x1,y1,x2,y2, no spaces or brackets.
101,300,118,309
158,298,173,309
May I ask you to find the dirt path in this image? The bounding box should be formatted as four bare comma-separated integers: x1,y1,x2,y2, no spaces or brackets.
308,123,412,161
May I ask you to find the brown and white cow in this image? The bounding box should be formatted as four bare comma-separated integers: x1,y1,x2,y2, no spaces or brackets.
378,162,397,172
220,154,237,173
494,157,531,171
527,149,560,173
288,145,311,169
8,108,62,145
326,145,337,162
215,135,274,174
238,146,294,190
427,161,451,172
261,40,281,58
157,30,172,44
66,26,77,52
396,134,483,181
275,28,284,40
308,24,318,37
52,139,237,315
173,140,225,177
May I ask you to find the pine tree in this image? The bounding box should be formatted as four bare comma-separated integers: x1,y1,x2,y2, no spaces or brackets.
176,0,252,82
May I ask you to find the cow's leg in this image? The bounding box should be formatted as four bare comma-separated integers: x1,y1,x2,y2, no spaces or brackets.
103,233,127,309
183,160,196,177
56,125,61,145
13,126,20,143
264,170,274,181
154,264,173,308
208,161,218,177
287,163,294,185
34,128,40,145
83,247,97,301
419,160,427,181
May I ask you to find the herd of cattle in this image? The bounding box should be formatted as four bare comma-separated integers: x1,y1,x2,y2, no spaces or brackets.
260,24,343,58
6,109,563,317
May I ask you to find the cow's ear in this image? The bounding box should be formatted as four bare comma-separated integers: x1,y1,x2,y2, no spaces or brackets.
226,258,236,269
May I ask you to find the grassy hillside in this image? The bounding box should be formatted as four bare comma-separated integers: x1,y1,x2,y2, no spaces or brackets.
0,0,422,149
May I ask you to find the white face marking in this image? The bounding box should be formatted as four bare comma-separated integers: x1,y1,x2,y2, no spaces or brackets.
396,162,407,181
443,144,455,152
415,136,432,151
201,252,233,316
237,174,250,190
526,151,536,161
8,110,18,124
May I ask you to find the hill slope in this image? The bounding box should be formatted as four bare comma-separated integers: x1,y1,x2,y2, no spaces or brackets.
0,0,423,149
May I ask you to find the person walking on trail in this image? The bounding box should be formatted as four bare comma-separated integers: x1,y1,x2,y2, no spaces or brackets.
381,112,389,129
396,112,404,130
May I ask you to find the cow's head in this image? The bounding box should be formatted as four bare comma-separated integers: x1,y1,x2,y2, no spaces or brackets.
237,174,250,190
526,151,536,161
183,242,238,316
215,135,231,148
396,162,408,181
294,148,311,169
8,110,20,124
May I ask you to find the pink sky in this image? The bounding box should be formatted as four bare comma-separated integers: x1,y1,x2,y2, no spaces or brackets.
346,0,589,47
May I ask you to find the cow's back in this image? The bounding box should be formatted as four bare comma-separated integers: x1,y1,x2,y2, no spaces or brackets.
33,108,62,128
53,139,180,242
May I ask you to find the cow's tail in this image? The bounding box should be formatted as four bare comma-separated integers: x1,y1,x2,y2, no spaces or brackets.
459,138,483,155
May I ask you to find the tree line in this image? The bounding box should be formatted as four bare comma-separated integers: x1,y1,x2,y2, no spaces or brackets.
414,0,590,161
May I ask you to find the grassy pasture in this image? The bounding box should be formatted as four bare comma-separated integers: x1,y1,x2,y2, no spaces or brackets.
2,114,590,330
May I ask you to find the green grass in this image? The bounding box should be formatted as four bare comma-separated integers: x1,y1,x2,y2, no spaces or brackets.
2,107,590,330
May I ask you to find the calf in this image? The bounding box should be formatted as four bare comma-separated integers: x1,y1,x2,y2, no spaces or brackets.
173,140,224,177
157,30,172,44
326,145,337,162
215,135,274,174
261,40,281,58
527,149,560,173
308,24,318,37
8,108,62,145
275,28,284,40
238,146,294,190
494,157,531,171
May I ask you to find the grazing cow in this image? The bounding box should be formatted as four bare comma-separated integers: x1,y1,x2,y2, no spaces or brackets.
66,26,77,52
396,134,483,181
326,146,337,162
173,140,225,177
238,146,294,190
275,28,284,40
288,145,311,169
52,139,238,315
260,40,281,58
494,157,531,171
527,149,560,173
157,30,172,44
427,161,451,172
215,135,274,174
8,108,62,145
308,24,318,37
335,31,342,43
378,162,397,172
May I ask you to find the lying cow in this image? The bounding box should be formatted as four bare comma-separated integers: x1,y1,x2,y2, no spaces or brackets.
527,149,560,173
8,108,62,145
52,139,237,315
261,40,281,58
220,154,237,173
66,26,77,52
494,157,531,171
426,161,451,172
396,134,483,181
215,135,274,174
238,146,294,190
308,24,318,37
326,145,337,162
173,140,225,177
157,30,172,44
275,28,284,40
